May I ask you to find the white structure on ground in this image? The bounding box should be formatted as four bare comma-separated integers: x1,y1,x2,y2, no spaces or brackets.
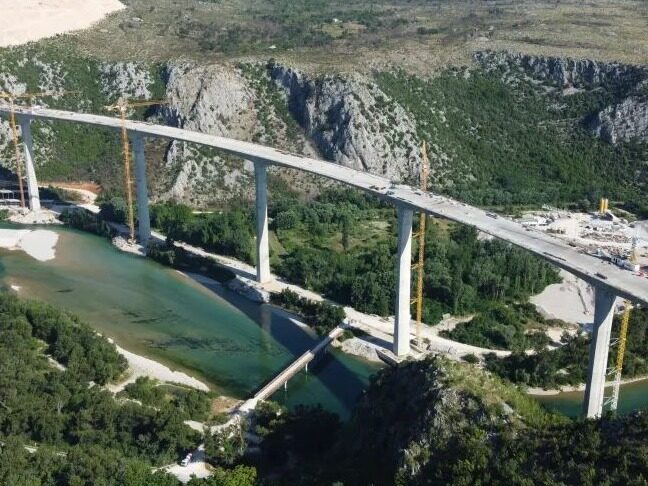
2,105,648,419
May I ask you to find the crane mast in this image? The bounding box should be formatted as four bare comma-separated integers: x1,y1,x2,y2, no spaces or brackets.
104,99,166,243
412,142,429,347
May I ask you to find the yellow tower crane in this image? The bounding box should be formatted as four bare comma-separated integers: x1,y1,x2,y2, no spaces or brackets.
104,99,167,243
0,91,77,208
411,142,430,347
609,235,639,412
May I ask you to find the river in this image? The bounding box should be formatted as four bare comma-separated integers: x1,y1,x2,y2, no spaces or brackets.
3,224,648,419
0,223,380,419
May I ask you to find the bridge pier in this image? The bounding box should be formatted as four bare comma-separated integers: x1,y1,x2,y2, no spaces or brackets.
131,133,151,244
583,287,617,418
254,162,271,284
394,205,413,356
18,118,40,212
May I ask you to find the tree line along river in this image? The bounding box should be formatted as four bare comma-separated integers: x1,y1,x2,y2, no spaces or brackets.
1,223,646,418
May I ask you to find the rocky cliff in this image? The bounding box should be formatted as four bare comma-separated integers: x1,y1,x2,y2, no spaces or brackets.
475,50,648,145
0,50,426,203
589,95,648,144
271,64,422,181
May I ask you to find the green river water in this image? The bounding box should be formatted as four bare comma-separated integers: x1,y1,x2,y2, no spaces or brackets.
2,224,647,419
0,224,380,419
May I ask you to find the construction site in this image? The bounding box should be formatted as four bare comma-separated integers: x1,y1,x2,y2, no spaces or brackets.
516,198,648,275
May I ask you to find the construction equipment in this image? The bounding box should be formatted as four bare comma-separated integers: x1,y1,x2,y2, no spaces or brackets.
609,235,639,412
104,99,166,242
411,142,429,347
0,91,77,208
599,197,609,215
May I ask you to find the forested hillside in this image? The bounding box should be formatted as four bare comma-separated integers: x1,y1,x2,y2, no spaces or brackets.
0,293,252,485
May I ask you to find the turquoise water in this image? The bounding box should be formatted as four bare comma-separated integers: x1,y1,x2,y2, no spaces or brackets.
0,224,379,418
534,379,648,418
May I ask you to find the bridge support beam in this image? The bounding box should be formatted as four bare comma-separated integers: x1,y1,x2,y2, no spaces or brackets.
18,118,40,212
394,205,413,356
583,287,617,418
131,133,151,245
255,162,271,284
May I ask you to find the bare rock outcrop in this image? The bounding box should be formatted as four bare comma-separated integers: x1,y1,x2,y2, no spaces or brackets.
589,96,648,144
159,62,258,203
271,64,422,181
474,50,646,88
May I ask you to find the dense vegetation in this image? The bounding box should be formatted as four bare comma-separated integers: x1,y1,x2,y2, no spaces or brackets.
0,293,263,485
204,357,648,485
377,69,648,210
338,358,648,485
485,307,648,389
148,189,558,333
441,303,553,351
270,289,345,336
151,202,255,264
59,207,115,239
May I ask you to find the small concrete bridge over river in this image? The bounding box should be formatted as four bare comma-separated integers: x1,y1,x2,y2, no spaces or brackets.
2,105,648,419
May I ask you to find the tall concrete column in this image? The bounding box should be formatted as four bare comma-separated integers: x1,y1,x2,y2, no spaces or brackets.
394,205,413,356
131,132,151,244
255,162,271,284
582,287,617,418
18,118,40,212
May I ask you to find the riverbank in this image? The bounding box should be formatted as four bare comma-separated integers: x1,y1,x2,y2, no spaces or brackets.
0,227,59,261
527,374,648,396
107,340,211,393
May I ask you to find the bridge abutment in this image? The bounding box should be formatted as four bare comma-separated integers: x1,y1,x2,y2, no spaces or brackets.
255,162,271,284
394,205,413,356
583,287,617,418
18,118,40,212
131,133,151,244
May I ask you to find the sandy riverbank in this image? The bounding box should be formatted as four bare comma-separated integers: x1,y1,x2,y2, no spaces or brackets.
0,228,58,261
527,374,648,396
107,341,210,393
0,0,125,47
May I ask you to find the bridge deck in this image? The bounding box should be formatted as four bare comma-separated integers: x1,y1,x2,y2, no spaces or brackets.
239,326,344,413
2,106,648,305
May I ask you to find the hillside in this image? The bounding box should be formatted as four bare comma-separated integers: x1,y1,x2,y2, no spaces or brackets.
1,44,647,212
333,357,648,485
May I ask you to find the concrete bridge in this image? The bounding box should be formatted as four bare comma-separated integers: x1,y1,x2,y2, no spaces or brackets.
2,105,648,419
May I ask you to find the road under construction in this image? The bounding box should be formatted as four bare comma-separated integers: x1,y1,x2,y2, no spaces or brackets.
2,104,648,419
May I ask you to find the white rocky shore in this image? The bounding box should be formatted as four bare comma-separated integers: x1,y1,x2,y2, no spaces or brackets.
106,340,210,393
0,227,59,261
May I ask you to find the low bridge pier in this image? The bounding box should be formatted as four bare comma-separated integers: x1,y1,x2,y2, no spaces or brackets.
17,117,40,212
131,132,151,244
394,205,414,356
583,288,617,418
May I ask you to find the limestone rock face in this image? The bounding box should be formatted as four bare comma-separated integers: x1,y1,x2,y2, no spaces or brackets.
271,65,422,182
475,50,646,88
100,62,156,100
476,50,648,144
159,63,257,203
589,96,648,144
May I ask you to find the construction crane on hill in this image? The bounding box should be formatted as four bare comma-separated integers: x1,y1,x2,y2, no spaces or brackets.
0,91,77,208
411,141,430,347
104,98,167,242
